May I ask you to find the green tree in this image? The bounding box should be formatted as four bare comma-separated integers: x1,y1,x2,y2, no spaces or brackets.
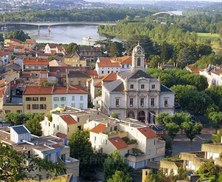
149,55,161,68
165,122,180,140
25,118,42,136
155,112,173,126
197,159,222,182
107,170,132,182
6,30,30,42
212,129,222,143
208,112,222,131
0,144,27,181
104,150,130,181
65,42,78,54
5,113,26,125
176,47,197,68
182,121,202,143
69,130,94,176
108,42,124,57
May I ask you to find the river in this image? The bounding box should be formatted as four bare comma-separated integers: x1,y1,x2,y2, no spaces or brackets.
21,24,107,45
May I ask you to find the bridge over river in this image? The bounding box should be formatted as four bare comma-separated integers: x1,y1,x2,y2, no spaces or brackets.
0,21,116,27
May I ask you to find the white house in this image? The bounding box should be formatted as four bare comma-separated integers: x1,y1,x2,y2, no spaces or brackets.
85,119,165,169
52,86,88,109
0,51,9,65
101,44,174,123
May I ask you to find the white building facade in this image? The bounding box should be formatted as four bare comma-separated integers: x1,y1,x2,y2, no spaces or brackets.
101,44,174,123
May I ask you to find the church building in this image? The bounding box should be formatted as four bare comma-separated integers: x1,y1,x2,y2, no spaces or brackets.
101,44,174,123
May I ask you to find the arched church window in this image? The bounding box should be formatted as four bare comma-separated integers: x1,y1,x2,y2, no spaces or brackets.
137,57,141,66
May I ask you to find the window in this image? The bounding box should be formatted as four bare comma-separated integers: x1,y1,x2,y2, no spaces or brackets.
72,96,75,101
101,71,104,74
54,104,58,108
130,98,133,107
77,118,80,122
57,125,59,130
130,84,134,89
26,97,32,101
151,98,155,107
164,99,168,107
53,97,59,101
79,103,83,109
60,97,66,101
40,104,46,110
78,81,81,85
61,104,65,107
116,98,119,107
40,97,46,101
141,84,144,89
140,98,144,107
33,97,38,101
94,136,96,142
80,96,83,101
53,124,55,128
27,104,31,110
137,57,141,66
32,104,39,109
71,103,75,108
152,84,155,89
5,110,10,114
17,110,22,113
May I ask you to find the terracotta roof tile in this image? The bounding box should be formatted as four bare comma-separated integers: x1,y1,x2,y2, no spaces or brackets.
90,124,107,134
85,69,98,76
112,56,132,64
97,57,120,68
56,132,67,138
102,72,117,82
0,86,5,97
94,81,102,88
109,137,128,149
23,57,49,66
60,115,77,125
0,51,9,57
23,86,53,95
52,143,60,148
54,85,88,94
138,127,157,138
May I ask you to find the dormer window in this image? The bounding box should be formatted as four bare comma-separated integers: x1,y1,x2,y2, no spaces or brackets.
137,57,141,66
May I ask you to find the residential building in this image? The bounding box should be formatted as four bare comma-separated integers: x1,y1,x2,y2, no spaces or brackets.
101,44,174,123
199,65,222,86
66,70,90,88
41,107,108,138
85,118,166,169
23,85,88,114
63,53,87,67
44,43,65,55
0,125,79,181
22,57,49,71
78,45,103,62
52,85,88,110
0,51,9,65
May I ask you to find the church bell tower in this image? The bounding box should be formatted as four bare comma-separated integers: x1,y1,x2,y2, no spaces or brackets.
131,43,145,72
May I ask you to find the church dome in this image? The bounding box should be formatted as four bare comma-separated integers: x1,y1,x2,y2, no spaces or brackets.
132,43,145,55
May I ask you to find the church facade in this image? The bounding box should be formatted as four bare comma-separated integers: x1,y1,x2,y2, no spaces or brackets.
101,44,174,123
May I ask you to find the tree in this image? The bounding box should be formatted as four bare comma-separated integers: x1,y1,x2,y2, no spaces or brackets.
125,35,155,58
25,118,42,136
155,112,173,126
197,159,222,182
0,144,27,181
5,113,26,125
107,170,132,182
165,122,180,140
69,130,94,176
208,112,222,131
104,150,131,181
108,42,124,57
176,47,197,68
149,55,161,68
212,129,222,143
111,112,119,118
65,42,78,54
6,30,30,42
182,121,202,143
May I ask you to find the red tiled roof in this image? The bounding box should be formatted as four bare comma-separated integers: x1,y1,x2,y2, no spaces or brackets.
97,57,120,68
60,115,77,125
23,57,49,66
56,132,67,138
90,124,107,134
102,72,117,82
23,86,53,95
212,69,222,76
52,143,60,148
109,137,128,149
53,85,88,94
138,127,158,138
113,56,132,64
0,51,9,57
94,81,102,88
0,86,5,97
85,69,98,76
